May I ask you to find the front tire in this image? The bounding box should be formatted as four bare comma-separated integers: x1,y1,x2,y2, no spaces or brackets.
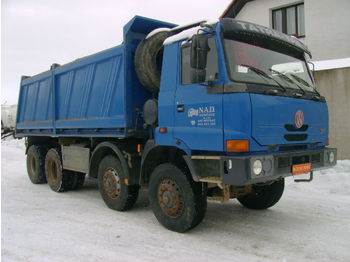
98,155,139,211
237,179,285,210
149,164,207,233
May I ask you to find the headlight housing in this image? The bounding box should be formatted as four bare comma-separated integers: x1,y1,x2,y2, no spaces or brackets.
329,151,335,163
252,159,263,175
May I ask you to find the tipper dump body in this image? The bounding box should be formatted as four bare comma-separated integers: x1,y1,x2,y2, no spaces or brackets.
16,16,175,138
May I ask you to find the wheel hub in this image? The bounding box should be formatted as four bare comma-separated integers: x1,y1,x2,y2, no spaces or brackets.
158,179,184,218
103,168,121,199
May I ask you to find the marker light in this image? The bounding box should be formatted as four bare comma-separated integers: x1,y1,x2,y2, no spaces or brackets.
159,127,168,133
226,140,250,152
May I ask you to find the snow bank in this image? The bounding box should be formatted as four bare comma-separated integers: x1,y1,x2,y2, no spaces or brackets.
2,138,350,262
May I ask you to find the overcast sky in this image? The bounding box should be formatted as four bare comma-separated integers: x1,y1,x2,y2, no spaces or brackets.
1,0,230,104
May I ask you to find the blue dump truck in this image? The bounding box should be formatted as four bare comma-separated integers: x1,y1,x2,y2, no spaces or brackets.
16,16,337,232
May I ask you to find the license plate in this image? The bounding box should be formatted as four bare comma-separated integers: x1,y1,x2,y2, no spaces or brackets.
292,163,312,175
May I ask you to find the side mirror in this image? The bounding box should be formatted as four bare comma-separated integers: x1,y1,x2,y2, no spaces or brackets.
190,34,210,70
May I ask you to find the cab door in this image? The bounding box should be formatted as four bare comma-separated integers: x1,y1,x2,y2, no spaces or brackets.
173,37,223,152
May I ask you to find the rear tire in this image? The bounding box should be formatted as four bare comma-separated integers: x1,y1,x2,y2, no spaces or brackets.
237,179,285,209
149,163,207,232
45,148,72,192
98,155,139,211
70,172,85,190
26,145,47,184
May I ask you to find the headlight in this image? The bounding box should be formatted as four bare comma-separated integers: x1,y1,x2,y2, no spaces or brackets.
329,152,335,163
252,159,263,175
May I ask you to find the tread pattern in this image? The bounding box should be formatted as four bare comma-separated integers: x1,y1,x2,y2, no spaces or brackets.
26,145,47,184
134,31,171,93
238,179,285,209
98,155,139,211
45,148,75,192
149,163,207,232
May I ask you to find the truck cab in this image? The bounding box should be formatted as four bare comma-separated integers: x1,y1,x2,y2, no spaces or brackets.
155,18,336,186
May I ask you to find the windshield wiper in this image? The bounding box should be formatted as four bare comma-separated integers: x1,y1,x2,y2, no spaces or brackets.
269,69,307,96
269,68,294,84
240,64,286,92
289,73,321,97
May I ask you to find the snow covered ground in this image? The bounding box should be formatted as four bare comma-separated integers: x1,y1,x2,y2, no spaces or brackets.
1,138,350,262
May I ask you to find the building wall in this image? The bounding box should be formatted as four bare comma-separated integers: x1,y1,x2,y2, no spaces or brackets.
315,67,350,160
305,0,350,60
236,0,294,27
235,0,350,61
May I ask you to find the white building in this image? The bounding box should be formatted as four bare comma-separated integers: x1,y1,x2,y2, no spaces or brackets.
221,0,350,61
1,104,17,129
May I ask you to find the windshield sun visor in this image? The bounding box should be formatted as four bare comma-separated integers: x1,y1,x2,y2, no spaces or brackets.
220,18,311,58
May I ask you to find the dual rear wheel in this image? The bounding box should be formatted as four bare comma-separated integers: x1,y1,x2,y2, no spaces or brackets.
26,145,85,192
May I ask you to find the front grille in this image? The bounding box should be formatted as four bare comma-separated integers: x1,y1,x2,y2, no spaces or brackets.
279,144,307,151
311,153,321,163
277,152,321,169
277,156,290,168
284,134,308,141
285,124,308,132
292,155,310,165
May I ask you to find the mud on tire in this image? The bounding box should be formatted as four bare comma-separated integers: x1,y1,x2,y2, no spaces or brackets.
70,172,86,190
98,155,139,211
237,179,285,210
149,163,207,233
26,145,47,184
45,148,74,192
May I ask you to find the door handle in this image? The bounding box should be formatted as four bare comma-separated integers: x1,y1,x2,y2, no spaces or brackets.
177,105,185,112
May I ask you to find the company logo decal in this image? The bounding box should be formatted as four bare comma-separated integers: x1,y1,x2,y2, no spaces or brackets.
187,106,216,126
295,110,304,129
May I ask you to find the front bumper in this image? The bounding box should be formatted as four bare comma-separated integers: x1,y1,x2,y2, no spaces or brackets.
186,148,337,186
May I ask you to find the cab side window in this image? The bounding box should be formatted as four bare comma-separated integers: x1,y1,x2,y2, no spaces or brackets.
181,37,219,85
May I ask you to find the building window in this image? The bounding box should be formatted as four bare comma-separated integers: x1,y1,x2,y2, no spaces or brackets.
272,3,305,37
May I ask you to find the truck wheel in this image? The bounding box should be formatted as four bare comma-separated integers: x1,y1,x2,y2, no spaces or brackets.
135,31,170,93
98,155,139,211
26,145,47,184
149,163,207,232
70,172,86,190
237,179,285,209
45,148,72,192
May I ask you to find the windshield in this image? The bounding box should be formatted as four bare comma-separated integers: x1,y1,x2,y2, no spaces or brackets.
223,39,316,93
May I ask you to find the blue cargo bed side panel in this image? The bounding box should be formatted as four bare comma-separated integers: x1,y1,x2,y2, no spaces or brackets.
55,53,124,122
16,16,177,138
16,46,128,137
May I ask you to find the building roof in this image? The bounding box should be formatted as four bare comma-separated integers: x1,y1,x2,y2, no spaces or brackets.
220,0,255,18
313,57,350,71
